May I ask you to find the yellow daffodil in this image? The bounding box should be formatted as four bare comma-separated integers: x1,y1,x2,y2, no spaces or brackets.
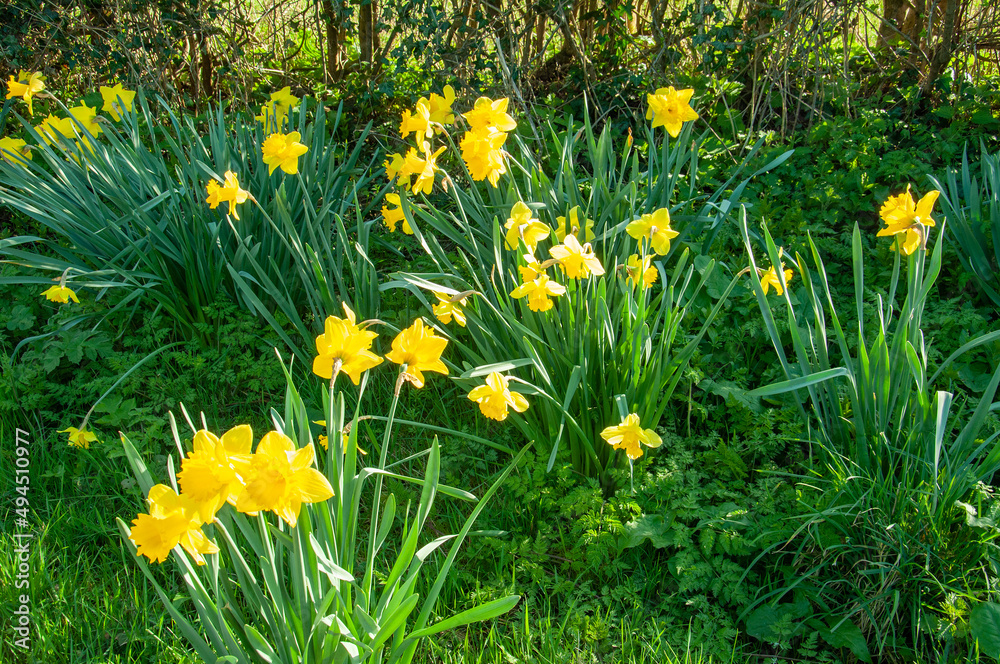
255,87,299,129
400,98,433,145
892,227,922,256
510,274,566,312
205,170,250,220
517,252,546,282
382,193,413,234
312,421,364,455
255,101,287,128
234,431,334,527
42,284,79,304
0,136,31,167
99,83,136,121
69,103,102,135
554,206,595,243
626,208,679,256
468,371,529,421
600,413,662,461
384,152,406,184
459,128,508,186
401,142,446,195
385,318,449,388
427,85,456,125
625,254,657,290
549,234,605,279
504,201,550,251
6,70,45,116
877,185,939,242
646,87,699,138
35,114,74,146
68,103,102,154
312,303,382,385
432,291,468,326
130,484,220,564
463,96,517,134
60,425,96,449
261,131,309,175
270,87,299,108
177,425,254,523
759,262,794,296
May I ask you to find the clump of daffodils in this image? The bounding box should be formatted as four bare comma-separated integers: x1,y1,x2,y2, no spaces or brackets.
380,89,519,234
1,75,138,171
129,423,335,564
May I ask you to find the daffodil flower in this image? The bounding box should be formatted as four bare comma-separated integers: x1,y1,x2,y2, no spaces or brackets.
510,274,566,312
35,114,74,147
459,128,508,186
400,98,433,145
384,152,408,186
402,142,446,195
760,264,794,296
205,171,250,220
462,96,517,134
549,234,605,279
234,431,334,527
61,425,96,449
626,208,679,256
254,87,299,129
600,413,662,461
6,70,45,116
130,484,220,565
468,371,529,421
554,206,595,243
99,83,136,121
261,131,309,175
42,284,79,304
427,85,456,125
385,318,449,389
432,291,468,326
625,254,657,290
382,193,412,234
646,87,699,137
177,425,254,523
504,201,550,251
877,185,939,249
0,136,31,167
312,303,383,385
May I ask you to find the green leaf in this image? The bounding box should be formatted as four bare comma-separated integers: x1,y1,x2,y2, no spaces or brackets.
6,304,35,331
749,367,851,397
245,624,278,662
816,618,871,663
406,596,520,640
699,378,762,413
623,513,674,549
971,602,1000,659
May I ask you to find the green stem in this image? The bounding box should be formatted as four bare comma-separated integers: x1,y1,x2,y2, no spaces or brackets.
364,373,402,610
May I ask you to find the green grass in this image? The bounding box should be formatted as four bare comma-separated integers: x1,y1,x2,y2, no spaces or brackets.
0,427,195,663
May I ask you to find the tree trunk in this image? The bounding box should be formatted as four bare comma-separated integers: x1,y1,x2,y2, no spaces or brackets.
922,0,962,93
359,0,374,64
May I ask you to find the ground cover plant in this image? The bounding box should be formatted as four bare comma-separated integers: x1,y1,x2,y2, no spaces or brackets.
2,12,1000,664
